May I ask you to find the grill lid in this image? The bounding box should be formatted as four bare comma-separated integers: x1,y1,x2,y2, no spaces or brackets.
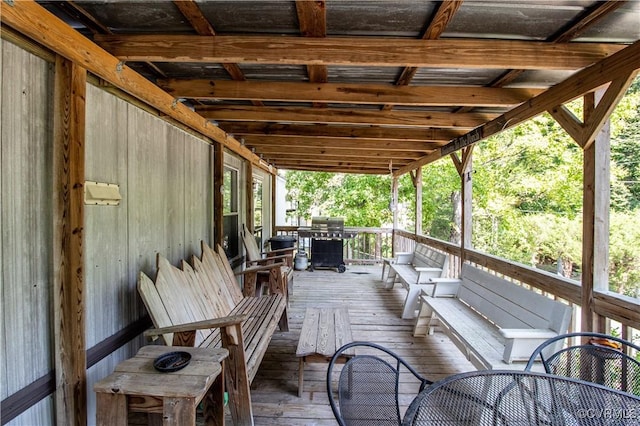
311,216,344,232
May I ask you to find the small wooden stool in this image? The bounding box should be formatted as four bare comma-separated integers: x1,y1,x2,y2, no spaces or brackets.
94,346,228,426
296,306,354,397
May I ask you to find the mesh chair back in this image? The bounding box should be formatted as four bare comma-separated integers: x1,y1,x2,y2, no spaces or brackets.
526,332,640,396
337,355,402,426
327,342,433,426
403,370,640,426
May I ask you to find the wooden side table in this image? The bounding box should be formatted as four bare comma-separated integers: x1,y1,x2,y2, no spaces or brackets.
296,306,354,397
94,346,228,426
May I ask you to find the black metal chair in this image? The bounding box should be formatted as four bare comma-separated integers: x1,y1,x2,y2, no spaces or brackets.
327,342,433,426
525,331,640,396
402,369,640,425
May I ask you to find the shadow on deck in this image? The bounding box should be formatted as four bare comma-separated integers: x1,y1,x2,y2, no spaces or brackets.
244,264,476,425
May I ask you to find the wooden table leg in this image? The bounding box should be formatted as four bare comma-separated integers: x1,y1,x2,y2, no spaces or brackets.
298,357,305,397
202,367,225,426
96,393,128,426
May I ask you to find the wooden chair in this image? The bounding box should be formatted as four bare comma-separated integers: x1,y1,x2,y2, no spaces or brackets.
241,224,294,296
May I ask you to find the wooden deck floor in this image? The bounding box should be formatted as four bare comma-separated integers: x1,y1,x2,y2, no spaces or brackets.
240,264,476,425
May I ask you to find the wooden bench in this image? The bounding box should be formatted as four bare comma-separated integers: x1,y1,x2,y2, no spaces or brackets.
138,241,289,425
296,307,354,397
413,264,573,370
386,243,449,319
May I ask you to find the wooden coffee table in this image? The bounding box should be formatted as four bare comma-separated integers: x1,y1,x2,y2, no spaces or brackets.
296,306,354,397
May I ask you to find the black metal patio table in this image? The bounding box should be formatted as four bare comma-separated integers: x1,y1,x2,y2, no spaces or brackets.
402,370,640,425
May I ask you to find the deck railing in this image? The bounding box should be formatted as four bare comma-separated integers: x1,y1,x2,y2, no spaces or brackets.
274,225,639,350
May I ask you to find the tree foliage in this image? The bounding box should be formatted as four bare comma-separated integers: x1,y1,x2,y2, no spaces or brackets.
283,76,640,296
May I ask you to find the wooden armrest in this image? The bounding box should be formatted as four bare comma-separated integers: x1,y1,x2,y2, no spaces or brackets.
249,254,290,264
266,247,296,255
236,263,282,275
144,314,248,338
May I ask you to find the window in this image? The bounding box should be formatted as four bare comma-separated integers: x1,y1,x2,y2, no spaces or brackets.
253,177,264,247
223,166,240,258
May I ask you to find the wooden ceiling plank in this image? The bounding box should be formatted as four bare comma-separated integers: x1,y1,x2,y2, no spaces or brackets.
243,136,444,151
172,0,263,106
199,105,498,128
93,35,624,70
218,122,465,141
158,79,543,106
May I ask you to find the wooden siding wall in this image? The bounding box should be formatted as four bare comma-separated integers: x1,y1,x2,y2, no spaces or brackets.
1,39,215,424
84,84,214,421
1,40,56,425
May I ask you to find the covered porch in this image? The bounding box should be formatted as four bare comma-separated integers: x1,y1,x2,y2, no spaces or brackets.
2,1,639,425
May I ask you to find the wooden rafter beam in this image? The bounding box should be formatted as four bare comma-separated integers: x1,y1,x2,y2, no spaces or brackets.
243,136,444,152
485,2,627,94
550,0,628,43
252,145,424,159
198,105,499,128
172,0,263,106
392,1,463,87
93,35,623,70
219,122,465,141
296,0,328,99
158,79,543,107
274,163,393,174
395,40,640,176
222,123,464,142
265,154,411,167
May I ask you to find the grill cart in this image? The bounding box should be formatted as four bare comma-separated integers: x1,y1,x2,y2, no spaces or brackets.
298,217,357,273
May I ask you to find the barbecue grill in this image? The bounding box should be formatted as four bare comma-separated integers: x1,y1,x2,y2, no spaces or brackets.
297,217,357,273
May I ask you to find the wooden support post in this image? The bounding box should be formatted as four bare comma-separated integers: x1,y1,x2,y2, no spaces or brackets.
461,147,473,252
391,176,399,255
271,173,277,237
213,143,224,248
53,56,87,426
582,89,612,332
413,168,423,235
450,147,473,274
246,161,254,234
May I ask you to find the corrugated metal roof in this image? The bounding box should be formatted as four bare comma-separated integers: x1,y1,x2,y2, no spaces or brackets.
38,0,640,174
